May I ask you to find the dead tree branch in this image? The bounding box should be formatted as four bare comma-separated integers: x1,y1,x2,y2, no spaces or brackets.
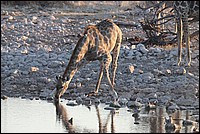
132,1,199,47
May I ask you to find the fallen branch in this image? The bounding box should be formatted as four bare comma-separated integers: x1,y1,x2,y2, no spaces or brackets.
114,21,139,28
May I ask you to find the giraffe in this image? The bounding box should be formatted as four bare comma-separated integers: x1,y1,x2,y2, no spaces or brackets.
54,19,122,103
174,1,199,66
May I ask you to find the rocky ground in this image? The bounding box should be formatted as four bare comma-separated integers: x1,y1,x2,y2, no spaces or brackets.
1,2,199,115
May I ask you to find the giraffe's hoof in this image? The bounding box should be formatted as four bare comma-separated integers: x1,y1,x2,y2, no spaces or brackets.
187,62,191,67
85,91,98,97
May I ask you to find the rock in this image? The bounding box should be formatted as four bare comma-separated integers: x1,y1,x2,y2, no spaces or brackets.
149,47,162,53
135,51,142,57
82,98,91,106
179,106,187,110
118,97,128,106
165,69,172,74
21,49,28,54
8,15,14,20
109,102,121,108
31,67,39,72
29,97,34,100
138,69,144,74
169,48,178,56
75,97,83,104
175,67,187,75
127,100,142,109
137,43,148,54
47,61,62,68
50,15,56,20
94,98,100,104
1,95,8,100
76,82,82,88
139,72,154,82
104,106,116,110
66,100,78,106
126,50,134,59
32,16,38,23
139,88,157,94
134,121,140,124
153,69,165,76
168,103,180,111
35,97,40,100
129,65,134,73
131,45,136,49
191,49,199,59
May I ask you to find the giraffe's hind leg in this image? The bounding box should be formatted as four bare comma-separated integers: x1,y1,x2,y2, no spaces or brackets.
104,53,118,102
111,37,121,87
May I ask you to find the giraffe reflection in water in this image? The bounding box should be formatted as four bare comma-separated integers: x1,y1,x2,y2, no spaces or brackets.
95,105,116,133
148,107,165,133
53,100,75,133
53,101,116,133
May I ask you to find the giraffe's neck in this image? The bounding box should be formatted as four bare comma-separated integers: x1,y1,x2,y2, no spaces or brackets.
174,1,199,17
62,35,89,83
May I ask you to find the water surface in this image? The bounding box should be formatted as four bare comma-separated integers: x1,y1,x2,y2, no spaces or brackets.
1,98,196,133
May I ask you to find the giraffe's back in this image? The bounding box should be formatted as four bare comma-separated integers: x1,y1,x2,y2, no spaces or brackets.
82,19,122,61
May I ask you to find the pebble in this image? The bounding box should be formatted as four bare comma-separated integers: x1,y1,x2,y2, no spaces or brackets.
66,100,78,106
1,95,8,100
75,96,83,104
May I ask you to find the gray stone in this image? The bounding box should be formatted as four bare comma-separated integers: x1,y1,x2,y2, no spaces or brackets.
66,100,78,106
168,104,180,111
137,43,148,54
118,97,128,105
48,60,62,68
127,100,142,108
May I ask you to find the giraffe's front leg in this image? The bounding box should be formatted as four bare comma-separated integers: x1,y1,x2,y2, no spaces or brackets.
94,63,104,94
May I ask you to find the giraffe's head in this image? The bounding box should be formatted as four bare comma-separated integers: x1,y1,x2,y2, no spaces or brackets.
55,75,70,100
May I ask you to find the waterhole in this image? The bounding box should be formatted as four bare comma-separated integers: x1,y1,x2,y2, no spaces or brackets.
1,98,197,133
